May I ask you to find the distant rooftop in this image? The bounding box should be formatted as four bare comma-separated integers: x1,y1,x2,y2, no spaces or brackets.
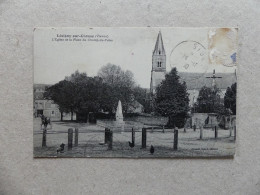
178,72,237,90
34,84,50,100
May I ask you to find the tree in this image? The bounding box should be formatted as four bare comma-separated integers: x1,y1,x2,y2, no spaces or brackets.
224,83,236,114
132,86,150,113
64,70,123,121
45,71,103,121
65,70,87,83
65,71,113,121
65,71,90,120
97,63,135,113
44,80,76,121
98,63,134,87
74,76,106,121
155,68,189,128
194,86,226,114
64,71,110,121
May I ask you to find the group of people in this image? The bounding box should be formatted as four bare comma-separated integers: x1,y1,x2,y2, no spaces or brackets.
40,114,52,129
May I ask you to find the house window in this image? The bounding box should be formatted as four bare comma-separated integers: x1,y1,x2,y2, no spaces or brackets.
52,111,54,114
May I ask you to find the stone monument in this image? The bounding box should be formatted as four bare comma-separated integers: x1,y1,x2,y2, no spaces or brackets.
115,100,125,131
116,100,124,123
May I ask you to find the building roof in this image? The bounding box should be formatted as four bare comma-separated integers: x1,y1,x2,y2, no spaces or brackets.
178,72,237,90
34,84,50,100
153,31,165,55
33,84,49,89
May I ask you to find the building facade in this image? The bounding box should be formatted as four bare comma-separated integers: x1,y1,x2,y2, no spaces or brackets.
34,84,61,118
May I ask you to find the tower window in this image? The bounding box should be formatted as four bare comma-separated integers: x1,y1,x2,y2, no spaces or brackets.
158,61,162,67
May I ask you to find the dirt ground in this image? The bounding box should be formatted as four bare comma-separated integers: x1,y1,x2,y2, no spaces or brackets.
33,118,235,158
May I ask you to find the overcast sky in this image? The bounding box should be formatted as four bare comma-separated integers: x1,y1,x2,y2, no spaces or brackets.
34,27,237,88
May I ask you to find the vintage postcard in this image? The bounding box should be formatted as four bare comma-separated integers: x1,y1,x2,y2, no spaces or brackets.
34,27,237,158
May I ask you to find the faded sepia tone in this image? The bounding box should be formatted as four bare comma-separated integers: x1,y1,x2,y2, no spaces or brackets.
34,27,237,158
1,1,260,194
209,28,238,66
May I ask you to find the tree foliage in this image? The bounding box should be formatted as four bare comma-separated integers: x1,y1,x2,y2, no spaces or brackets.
194,86,226,114
44,67,141,121
97,63,136,112
132,86,150,113
224,83,236,114
44,80,77,120
97,63,135,88
155,68,189,127
65,70,87,83
44,71,104,121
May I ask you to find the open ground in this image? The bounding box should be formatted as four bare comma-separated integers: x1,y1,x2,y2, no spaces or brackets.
34,118,235,158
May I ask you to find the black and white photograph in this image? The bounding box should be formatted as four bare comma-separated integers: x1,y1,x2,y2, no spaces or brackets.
34,27,237,158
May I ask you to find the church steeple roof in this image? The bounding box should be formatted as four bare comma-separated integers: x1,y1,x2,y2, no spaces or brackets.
153,31,165,55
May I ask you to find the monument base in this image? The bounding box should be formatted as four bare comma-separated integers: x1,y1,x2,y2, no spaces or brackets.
114,121,125,132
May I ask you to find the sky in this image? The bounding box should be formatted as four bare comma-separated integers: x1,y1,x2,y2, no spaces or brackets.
34,27,237,88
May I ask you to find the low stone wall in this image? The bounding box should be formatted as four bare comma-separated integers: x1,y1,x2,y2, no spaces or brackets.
191,113,236,129
219,115,236,129
96,119,144,132
124,115,168,126
191,113,208,127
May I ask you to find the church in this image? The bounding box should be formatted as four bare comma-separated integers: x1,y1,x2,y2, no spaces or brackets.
150,31,166,95
149,31,237,108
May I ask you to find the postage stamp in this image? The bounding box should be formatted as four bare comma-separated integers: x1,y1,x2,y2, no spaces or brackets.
208,28,238,67
34,27,237,158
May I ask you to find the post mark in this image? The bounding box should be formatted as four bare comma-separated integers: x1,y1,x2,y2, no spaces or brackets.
170,40,208,81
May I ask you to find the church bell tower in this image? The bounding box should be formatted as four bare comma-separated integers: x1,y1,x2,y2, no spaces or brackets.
150,31,166,95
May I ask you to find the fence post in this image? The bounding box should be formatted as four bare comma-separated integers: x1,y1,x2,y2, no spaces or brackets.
132,128,135,146
105,128,110,144
184,118,187,132
162,126,165,133
173,129,178,150
193,125,196,132
142,128,147,149
74,128,79,147
42,126,47,147
215,126,218,139
229,125,232,137
108,131,113,150
234,126,236,141
200,126,203,139
68,128,73,150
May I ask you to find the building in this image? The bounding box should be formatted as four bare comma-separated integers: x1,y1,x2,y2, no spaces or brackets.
149,31,237,108
150,31,166,95
34,84,77,120
34,84,61,118
179,71,237,106
127,100,144,113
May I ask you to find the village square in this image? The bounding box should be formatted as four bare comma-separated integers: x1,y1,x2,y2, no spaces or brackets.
34,29,237,158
